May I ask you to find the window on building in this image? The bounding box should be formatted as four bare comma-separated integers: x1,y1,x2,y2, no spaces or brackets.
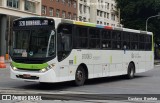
111,4,114,10
79,16,82,21
56,9,60,17
25,0,36,13
84,5,86,13
68,12,71,19
107,13,109,19
79,4,82,13
73,1,77,8
101,0,103,8
62,0,65,4
105,2,107,9
111,14,115,21
49,7,54,16
97,10,99,16
62,11,66,18
73,14,77,20
88,7,90,14
104,12,106,18
7,0,19,9
42,5,47,15
107,3,109,9
83,17,86,22
100,11,103,17
97,21,99,24
68,0,71,7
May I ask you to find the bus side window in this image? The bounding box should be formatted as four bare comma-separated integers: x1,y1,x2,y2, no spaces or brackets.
57,24,72,61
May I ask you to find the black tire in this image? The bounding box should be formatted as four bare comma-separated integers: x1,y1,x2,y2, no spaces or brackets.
75,66,86,86
126,63,135,79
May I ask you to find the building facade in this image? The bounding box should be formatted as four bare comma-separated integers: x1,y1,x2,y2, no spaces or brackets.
42,0,77,20
78,0,120,26
0,0,41,57
78,0,90,22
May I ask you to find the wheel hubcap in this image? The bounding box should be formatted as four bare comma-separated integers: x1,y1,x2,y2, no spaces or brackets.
130,68,134,77
77,71,83,81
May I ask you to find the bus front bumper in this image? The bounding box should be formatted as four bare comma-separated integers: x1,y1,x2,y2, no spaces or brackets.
10,66,58,83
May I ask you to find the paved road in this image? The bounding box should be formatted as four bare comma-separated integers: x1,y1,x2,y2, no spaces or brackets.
0,64,160,103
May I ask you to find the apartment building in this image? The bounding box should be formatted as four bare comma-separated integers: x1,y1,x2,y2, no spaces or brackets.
91,0,120,26
0,0,41,57
42,0,77,20
78,0,120,26
78,0,90,22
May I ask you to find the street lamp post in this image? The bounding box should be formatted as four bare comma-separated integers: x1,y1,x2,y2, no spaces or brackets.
146,14,160,31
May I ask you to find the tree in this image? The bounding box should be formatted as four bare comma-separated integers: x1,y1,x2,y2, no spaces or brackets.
116,0,160,58
116,1,160,35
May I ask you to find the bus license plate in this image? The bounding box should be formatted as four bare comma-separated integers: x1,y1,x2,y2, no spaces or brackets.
23,74,31,78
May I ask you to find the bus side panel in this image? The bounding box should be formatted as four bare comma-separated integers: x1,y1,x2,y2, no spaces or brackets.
109,51,124,76
145,51,154,71
123,51,132,74
137,51,146,73
87,50,103,78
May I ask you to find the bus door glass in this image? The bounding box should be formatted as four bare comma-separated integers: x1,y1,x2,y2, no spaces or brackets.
57,24,72,61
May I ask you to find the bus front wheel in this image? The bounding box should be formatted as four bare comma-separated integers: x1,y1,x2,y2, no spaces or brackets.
75,66,86,86
126,63,135,79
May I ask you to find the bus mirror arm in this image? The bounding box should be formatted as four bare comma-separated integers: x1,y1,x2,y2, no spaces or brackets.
123,45,127,54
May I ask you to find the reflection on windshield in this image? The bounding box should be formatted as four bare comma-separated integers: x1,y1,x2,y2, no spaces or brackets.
11,29,55,58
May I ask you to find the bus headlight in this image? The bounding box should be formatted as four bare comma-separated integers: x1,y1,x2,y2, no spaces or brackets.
10,63,18,71
13,67,18,71
40,68,47,72
39,64,55,73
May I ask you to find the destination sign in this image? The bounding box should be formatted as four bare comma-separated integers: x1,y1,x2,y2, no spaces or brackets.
13,18,55,28
19,20,48,26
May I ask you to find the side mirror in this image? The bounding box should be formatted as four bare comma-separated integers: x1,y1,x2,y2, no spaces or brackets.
123,45,127,54
51,30,55,36
123,45,127,50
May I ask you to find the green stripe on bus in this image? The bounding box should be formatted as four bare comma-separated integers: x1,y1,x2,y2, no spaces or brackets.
61,19,74,24
152,34,154,51
110,56,112,64
74,56,77,64
12,61,48,70
74,21,96,27
85,23,96,27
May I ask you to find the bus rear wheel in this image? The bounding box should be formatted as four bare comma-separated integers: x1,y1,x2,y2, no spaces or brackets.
75,66,86,86
126,63,135,79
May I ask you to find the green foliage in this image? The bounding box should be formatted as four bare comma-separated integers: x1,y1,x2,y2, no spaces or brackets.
116,0,160,44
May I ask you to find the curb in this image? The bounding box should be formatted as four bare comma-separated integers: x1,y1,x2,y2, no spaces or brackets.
155,64,160,67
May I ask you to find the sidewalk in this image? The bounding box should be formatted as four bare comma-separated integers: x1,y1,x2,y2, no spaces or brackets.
154,60,160,65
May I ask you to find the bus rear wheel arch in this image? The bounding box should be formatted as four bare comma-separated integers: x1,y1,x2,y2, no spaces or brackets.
126,62,135,79
75,64,88,86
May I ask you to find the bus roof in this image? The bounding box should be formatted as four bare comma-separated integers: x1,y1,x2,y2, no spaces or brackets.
15,16,153,35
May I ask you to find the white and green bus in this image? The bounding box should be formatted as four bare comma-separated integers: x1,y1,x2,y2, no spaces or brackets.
10,17,154,86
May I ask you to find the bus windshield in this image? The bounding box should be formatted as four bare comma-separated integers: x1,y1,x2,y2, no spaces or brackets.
11,29,55,58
